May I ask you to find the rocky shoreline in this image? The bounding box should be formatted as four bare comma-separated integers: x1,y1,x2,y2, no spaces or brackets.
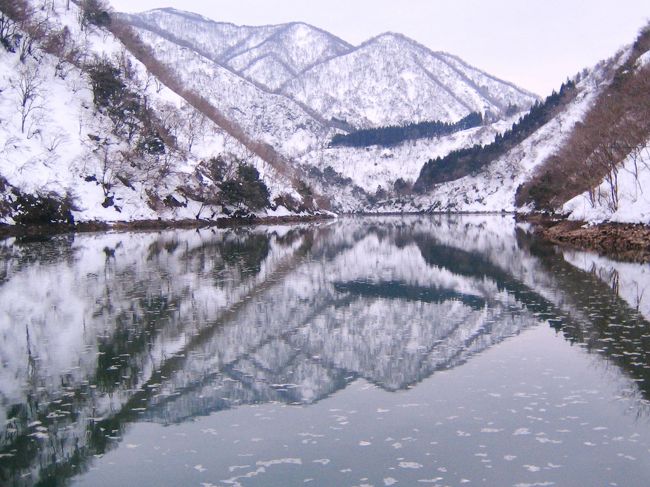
523,215,650,263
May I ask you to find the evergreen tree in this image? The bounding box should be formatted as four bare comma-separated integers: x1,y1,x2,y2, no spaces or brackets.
330,112,483,148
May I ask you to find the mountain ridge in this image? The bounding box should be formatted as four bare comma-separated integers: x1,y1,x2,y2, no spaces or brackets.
122,8,538,128
142,8,538,100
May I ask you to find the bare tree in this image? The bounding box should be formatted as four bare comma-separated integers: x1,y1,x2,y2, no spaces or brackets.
182,103,207,153
0,11,19,50
12,63,43,134
44,130,68,153
83,135,123,198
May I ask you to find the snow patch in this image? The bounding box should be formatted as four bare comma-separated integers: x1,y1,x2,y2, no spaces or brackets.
563,141,650,224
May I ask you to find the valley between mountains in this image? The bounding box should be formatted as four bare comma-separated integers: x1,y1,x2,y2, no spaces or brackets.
0,0,649,246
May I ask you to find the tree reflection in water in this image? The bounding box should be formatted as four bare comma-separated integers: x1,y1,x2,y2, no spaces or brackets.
0,216,649,486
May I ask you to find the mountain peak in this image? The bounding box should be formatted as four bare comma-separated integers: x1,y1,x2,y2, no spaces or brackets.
373,31,412,43
143,7,216,25
362,32,420,51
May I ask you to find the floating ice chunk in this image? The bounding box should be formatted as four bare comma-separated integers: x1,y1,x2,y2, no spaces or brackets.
514,483,555,487
535,437,562,444
617,453,637,461
256,458,302,467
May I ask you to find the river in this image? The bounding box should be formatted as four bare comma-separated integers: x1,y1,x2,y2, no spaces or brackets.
1,215,649,486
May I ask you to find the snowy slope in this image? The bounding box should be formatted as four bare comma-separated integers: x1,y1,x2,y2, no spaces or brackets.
562,44,650,226
367,49,629,214
0,11,166,223
122,9,352,92
0,0,306,224
437,52,538,113
563,140,650,224
283,33,537,128
298,117,518,194
133,27,330,157
239,54,295,91
226,22,352,90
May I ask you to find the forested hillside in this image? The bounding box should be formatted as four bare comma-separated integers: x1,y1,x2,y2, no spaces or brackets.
414,81,577,191
517,25,650,214
330,112,483,148
0,0,317,225
368,46,629,214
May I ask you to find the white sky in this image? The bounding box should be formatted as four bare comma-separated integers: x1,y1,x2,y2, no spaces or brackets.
108,0,650,96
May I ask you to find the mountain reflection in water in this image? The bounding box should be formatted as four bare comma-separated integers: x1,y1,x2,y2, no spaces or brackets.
0,216,649,486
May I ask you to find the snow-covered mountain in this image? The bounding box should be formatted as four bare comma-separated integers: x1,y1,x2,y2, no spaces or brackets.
124,8,353,92
132,27,331,157
122,8,537,130
112,9,650,222
366,45,638,214
283,32,537,128
0,0,542,223
112,6,542,212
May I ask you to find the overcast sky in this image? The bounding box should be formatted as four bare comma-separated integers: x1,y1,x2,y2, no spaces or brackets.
108,0,650,96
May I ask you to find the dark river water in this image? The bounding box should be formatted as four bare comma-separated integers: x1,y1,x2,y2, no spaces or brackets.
1,216,649,486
